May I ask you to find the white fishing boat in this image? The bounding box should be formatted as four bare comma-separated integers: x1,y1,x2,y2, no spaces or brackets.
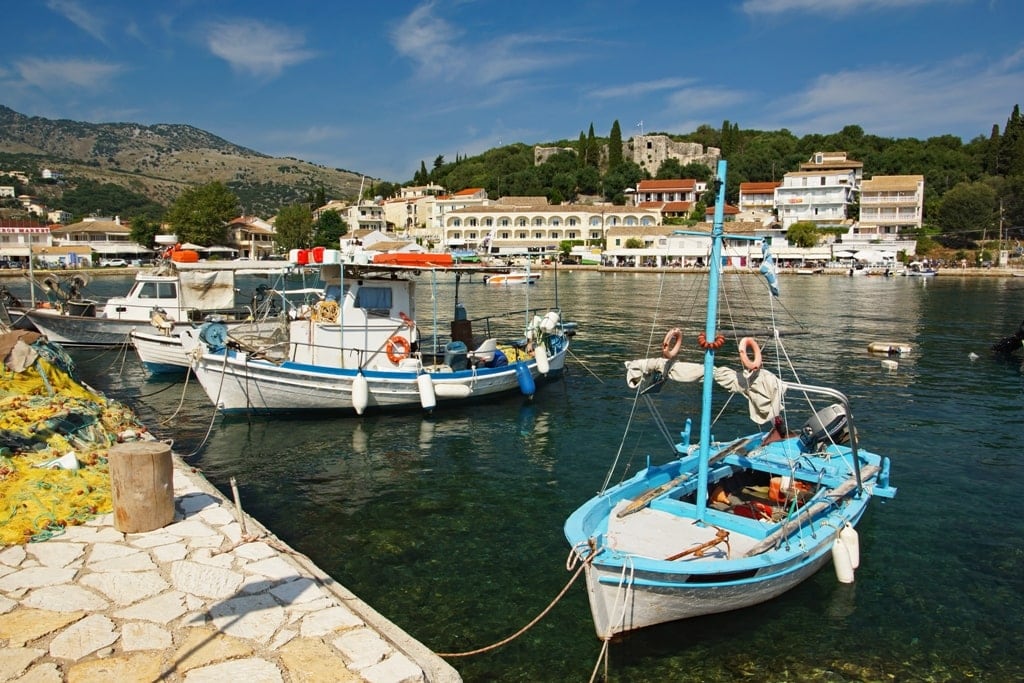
482,270,541,286
564,160,896,640
25,261,293,348
184,263,572,414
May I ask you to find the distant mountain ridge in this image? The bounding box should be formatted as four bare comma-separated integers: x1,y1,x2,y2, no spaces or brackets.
0,105,369,216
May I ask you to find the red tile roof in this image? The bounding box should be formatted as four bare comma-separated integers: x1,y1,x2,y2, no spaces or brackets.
637,179,696,191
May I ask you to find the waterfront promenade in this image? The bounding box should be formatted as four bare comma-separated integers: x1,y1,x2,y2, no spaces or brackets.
0,451,461,682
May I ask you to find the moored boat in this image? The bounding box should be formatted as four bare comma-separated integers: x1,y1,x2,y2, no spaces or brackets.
482,270,541,286
564,160,896,640
185,262,572,414
25,261,293,348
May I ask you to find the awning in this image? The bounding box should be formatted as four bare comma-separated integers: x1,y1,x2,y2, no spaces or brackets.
833,250,855,258
203,245,237,254
90,244,155,255
179,242,205,250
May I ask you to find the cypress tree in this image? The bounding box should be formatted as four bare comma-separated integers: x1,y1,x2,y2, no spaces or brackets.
608,120,623,170
586,123,598,169
987,124,1001,176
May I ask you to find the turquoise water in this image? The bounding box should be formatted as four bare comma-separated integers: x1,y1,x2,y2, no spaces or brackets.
26,271,1024,682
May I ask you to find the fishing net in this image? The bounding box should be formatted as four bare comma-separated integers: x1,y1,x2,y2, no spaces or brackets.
0,335,149,545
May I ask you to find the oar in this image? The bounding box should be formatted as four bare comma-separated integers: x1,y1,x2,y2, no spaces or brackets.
616,436,755,518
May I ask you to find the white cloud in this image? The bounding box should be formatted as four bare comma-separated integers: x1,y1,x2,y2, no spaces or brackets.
205,19,315,79
742,0,955,15
756,52,1024,138
15,58,124,90
46,0,107,44
665,86,748,112
391,2,579,88
589,78,695,100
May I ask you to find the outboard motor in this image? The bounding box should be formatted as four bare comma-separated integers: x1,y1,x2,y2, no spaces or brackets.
992,320,1024,355
799,403,849,452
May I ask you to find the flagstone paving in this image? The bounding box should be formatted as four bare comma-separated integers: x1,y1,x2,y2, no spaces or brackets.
0,457,461,682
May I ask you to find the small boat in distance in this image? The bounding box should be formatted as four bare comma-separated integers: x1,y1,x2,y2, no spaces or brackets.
564,160,896,640
482,270,541,286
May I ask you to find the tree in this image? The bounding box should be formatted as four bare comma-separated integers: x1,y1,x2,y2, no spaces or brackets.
935,181,997,246
586,124,599,169
608,120,623,170
786,221,820,248
602,161,645,204
274,204,314,252
164,181,239,245
129,216,160,249
313,208,347,248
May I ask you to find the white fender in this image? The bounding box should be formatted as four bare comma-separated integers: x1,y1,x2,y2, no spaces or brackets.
352,372,369,415
540,310,560,333
433,382,472,399
534,342,550,375
832,537,855,584
417,373,437,411
839,522,860,569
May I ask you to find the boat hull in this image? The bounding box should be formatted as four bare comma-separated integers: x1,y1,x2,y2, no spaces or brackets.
190,344,567,414
580,509,858,637
565,431,893,638
131,321,285,373
27,310,156,347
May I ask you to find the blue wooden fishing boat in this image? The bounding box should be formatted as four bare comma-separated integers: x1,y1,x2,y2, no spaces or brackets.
564,160,897,639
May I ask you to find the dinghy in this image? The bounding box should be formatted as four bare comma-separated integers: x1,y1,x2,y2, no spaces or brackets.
564,160,897,639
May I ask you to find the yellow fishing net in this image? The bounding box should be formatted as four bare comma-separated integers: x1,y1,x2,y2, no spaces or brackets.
0,346,148,545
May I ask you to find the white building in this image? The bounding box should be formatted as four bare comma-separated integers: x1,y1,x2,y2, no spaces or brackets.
857,175,924,237
346,201,387,233
775,152,863,230
442,202,660,257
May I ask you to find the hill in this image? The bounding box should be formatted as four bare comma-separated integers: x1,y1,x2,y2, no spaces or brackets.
0,105,370,216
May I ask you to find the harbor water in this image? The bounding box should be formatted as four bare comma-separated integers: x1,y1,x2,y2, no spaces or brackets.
9,269,1024,681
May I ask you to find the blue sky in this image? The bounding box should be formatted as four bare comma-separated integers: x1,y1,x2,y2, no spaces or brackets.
2,0,1023,183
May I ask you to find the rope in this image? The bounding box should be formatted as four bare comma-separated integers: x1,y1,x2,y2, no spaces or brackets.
181,348,229,459
436,548,593,658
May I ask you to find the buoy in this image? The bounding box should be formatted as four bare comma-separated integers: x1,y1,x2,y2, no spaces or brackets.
540,310,560,333
867,342,912,355
839,522,860,569
832,537,855,584
352,372,369,415
515,362,536,397
417,373,436,411
534,342,550,374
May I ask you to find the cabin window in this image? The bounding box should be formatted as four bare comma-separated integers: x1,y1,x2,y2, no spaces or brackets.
137,282,177,299
355,286,393,314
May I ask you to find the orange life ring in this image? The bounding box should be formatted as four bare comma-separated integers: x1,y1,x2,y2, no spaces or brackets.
399,311,415,328
662,327,683,359
738,337,762,371
386,335,411,363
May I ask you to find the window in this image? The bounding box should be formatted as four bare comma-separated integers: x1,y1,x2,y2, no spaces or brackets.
500,218,510,227
534,232,543,239
452,218,462,227
355,286,392,314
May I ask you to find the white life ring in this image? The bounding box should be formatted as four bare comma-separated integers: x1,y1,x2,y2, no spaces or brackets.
738,337,762,371
662,328,683,359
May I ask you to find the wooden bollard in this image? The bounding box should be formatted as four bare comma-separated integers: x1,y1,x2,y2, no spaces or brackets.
108,441,175,533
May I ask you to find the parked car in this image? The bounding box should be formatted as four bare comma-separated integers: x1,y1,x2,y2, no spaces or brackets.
100,258,128,267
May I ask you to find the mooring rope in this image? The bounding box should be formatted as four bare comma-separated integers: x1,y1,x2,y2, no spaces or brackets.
436,547,594,658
